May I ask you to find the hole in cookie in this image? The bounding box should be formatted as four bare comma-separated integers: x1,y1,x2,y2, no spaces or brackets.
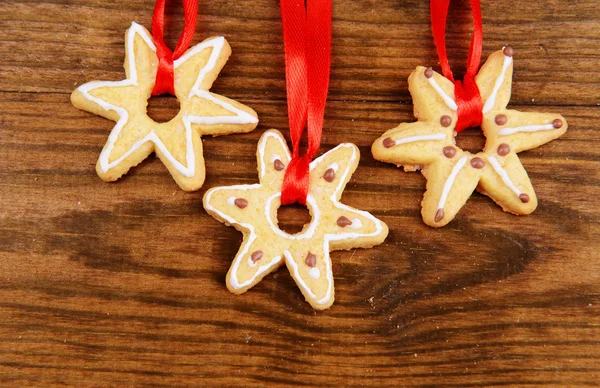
146,95,181,123
277,203,312,235
454,128,486,154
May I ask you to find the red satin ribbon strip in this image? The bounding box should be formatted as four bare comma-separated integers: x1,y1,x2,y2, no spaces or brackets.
279,0,332,206
151,0,198,96
430,0,483,133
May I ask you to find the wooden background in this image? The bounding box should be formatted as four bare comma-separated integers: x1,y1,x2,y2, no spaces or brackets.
1,0,599,386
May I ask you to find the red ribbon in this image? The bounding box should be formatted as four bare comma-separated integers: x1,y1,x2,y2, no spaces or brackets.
151,0,198,96
430,0,483,133
279,0,332,206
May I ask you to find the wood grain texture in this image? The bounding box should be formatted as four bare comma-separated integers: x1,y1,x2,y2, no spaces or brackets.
1,0,599,386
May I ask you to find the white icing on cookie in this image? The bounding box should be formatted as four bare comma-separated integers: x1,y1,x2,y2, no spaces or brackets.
77,22,257,178
482,52,513,114
327,162,339,172
227,196,236,206
427,77,458,111
351,218,362,229
271,154,281,162
437,156,468,210
487,155,522,197
393,133,446,146
309,267,321,279
498,123,555,136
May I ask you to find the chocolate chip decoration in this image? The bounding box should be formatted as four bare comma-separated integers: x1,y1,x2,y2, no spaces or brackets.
383,137,396,148
440,115,452,127
443,146,456,158
470,157,485,169
495,114,508,126
503,46,514,57
519,193,530,203
251,251,263,263
424,67,433,78
434,209,445,223
273,159,285,171
553,119,563,129
305,252,317,267
234,198,248,209
497,143,511,156
323,168,336,182
336,216,353,227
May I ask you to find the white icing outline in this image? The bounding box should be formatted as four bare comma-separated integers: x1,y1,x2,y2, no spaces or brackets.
427,77,458,111
487,155,522,197
392,133,446,146
77,22,257,178
204,134,386,306
482,51,513,114
498,124,555,136
437,156,468,211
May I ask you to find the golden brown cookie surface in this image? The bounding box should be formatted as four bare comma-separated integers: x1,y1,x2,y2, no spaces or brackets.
372,48,567,227
71,22,258,191
204,130,389,310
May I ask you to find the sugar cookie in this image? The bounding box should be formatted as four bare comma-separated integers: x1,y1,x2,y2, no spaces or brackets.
204,130,389,310
372,47,567,227
71,22,258,191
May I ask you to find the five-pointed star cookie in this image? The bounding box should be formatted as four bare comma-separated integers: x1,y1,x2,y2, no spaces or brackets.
372,47,567,227
203,130,389,310
71,22,258,191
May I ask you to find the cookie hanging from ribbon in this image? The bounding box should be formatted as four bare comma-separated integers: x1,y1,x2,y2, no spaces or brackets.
71,0,258,191
372,0,567,227
203,0,388,310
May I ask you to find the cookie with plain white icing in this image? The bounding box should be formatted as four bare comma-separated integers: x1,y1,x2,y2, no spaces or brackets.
203,129,389,310
71,22,258,191
372,47,567,227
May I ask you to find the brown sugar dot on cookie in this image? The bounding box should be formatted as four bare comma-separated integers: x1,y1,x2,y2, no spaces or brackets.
519,193,530,203
424,67,433,78
503,46,514,57
336,216,352,227
434,209,445,223
497,143,511,156
383,137,396,148
305,252,317,267
323,168,336,182
553,119,563,129
495,114,508,126
470,157,485,169
440,115,452,127
273,159,285,171
250,250,263,263
234,198,248,209
443,146,456,158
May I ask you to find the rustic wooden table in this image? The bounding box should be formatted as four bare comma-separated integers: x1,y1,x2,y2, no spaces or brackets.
1,0,599,386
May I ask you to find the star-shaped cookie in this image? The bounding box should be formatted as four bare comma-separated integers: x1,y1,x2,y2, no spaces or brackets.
372,47,567,227
71,22,258,191
203,130,389,310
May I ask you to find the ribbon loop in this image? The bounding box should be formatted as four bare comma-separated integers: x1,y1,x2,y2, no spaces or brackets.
430,0,483,133
280,0,332,206
151,0,198,96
